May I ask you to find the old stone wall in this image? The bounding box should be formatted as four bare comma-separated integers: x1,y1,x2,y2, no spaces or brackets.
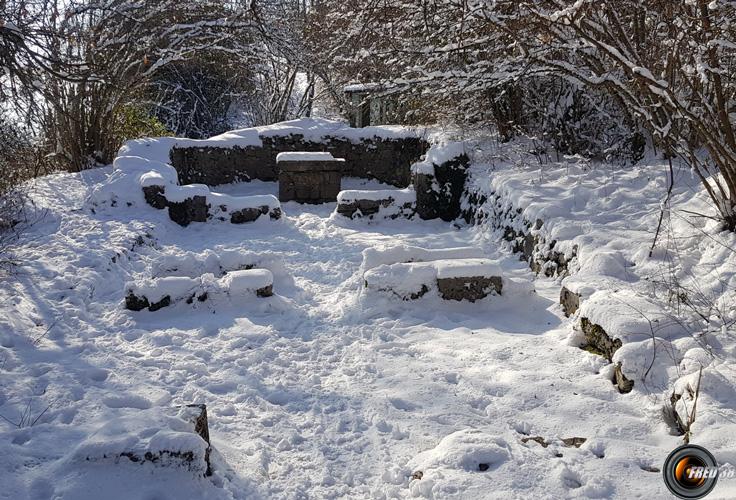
170,135,429,188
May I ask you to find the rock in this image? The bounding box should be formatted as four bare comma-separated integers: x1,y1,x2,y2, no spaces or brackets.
579,317,634,393
560,286,581,317
230,206,267,224
124,292,171,312
560,437,587,448
579,317,622,362
167,195,209,227
613,362,634,393
125,292,150,311
436,276,502,302
179,404,212,476
256,284,273,297
414,154,470,221
142,185,167,209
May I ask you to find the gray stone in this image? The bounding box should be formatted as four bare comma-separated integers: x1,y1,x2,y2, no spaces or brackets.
436,276,503,302
124,292,172,312
167,195,209,227
180,404,212,476
142,185,167,209
415,154,470,221
579,317,634,393
256,284,273,297
559,286,581,317
230,206,268,224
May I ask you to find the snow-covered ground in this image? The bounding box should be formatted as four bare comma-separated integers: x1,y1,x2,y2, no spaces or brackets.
1,164,734,499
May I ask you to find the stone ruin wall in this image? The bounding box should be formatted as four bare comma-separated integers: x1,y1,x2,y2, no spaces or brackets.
169,134,430,188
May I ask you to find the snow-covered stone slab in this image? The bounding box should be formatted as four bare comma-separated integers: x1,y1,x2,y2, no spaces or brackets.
125,270,274,312
72,405,211,476
435,258,503,302
364,262,437,300
207,192,282,224
125,277,201,311
363,257,504,302
576,289,686,393
336,187,416,220
151,249,288,284
141,178,281,226
220,269,274,298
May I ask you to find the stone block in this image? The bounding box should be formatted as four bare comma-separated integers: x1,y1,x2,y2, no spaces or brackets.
559,286,581,317
167,195,209,227
142,185,167,209
436,276,503,302
278,160,343,204
414,154,470,221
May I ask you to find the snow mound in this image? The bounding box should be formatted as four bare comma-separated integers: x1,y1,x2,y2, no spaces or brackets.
337,187,416,204
89,155,178,206
408,429,512,473
364,262,437,298
221,269,273,296
151,249,290,286
435,258,503,279
276,152,343,162
578,289,685,342
362,244,486,272
71,407,209,475
411,141,467,175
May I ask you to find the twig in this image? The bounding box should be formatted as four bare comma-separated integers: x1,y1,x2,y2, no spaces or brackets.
649,156,674,258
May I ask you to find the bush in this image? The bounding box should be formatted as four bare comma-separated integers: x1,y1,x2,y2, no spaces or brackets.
112,105,171,150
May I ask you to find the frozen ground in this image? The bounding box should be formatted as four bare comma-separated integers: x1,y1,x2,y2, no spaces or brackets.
0,170,734,499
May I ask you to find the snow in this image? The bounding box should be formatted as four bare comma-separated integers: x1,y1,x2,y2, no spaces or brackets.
2,135,736,499
126,276,200,304
164,184,210,203
254,117,423,143
206,192,279,211
434,258,503,279
220,269,273,295
411,141,467,175
275,152,343,162
336,187,416,204
361,244,487,271
363,262,438,297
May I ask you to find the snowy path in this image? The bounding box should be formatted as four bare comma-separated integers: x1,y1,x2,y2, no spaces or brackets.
0,172,684,499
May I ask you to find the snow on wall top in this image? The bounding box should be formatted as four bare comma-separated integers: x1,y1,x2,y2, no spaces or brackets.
118,118,423,164
276,152,344,162
411,141,467,175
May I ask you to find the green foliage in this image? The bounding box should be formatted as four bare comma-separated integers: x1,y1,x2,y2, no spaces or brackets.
113,105,172,144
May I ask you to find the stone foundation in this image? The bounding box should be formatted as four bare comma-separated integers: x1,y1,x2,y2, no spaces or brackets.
170,135,429,188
